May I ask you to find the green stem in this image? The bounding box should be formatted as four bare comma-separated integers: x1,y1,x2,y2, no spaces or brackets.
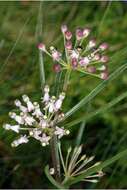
63,69,71,92
39,50,45,88
50,135,61,182
58,143,66,173
62,176,70,186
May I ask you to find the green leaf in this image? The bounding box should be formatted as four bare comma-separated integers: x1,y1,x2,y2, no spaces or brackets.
64,148,127,187
75,121,86,146
65,91,127,128
63,63,127,121
44,165,65,189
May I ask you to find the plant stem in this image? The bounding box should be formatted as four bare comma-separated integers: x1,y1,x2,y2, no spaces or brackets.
50,135,61,182
63,69,71,92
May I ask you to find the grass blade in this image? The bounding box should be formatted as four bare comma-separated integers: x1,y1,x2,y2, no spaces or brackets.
63,63,127,122
97,1,112,38
65,90,127,128
75,121,86,146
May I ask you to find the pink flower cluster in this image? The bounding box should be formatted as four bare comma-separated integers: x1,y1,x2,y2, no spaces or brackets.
38,25,109,80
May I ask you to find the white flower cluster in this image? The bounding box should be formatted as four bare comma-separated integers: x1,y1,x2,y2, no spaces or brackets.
3,85,70,147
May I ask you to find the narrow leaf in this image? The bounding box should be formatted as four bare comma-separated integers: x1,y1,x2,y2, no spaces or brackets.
75,121,86,146
65,91,127,128
63,63,127,121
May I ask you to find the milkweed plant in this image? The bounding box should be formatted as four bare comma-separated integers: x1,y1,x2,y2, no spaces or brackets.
3,24,111,189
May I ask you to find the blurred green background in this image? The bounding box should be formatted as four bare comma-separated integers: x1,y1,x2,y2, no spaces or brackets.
0,1,127,189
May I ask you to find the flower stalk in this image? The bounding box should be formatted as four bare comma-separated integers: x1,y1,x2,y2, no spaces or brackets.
50,135,61,182
63,69,71,92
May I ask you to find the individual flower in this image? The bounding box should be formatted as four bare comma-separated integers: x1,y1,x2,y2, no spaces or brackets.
3,85,69,147
11,135,29,147
54,126,70,139
3,124,20,133
38,25,109,80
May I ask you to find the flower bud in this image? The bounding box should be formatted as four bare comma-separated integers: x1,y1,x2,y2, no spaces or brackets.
15,99,21,107
53,64,61,73
83,28,90,37
22,94,29,102
101,55,109,63
50,46,55,51
88,39,96,48
71,58,78,69
37,43,46,51
9,112,16,119
44,85,49,94
97,65,107,71
65,40,72,50
65,130,70,135
99,42,109,51
93,53,100,61
42,142,46,146
87,66,96,73
76,28,83,40
61,24,68,33
65,30,72,40
100,71,108,80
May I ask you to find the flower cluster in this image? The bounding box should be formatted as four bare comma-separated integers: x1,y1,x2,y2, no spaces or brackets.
38,25,109,80
3,85,69,147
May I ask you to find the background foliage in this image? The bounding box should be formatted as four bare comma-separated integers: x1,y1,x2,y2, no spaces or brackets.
0,1,127,188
